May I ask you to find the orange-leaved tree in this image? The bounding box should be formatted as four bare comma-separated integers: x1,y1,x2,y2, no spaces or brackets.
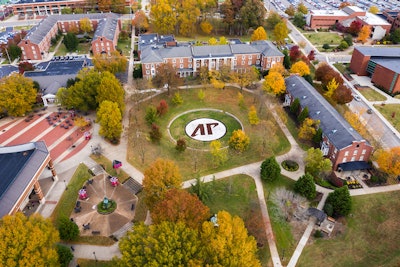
375,147,400,177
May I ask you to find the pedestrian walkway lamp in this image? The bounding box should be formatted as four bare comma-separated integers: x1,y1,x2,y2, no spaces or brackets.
93,251,97,262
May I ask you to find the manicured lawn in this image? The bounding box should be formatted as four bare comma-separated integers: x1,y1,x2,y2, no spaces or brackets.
297,191,400,266
50,163,116,246
76,259,113,267
127,87,291,179
89,154,130,183
358,87,387,102
117,38,131,57
303,32,342,51
374,104,400,132
262,176,297,267
55,42,91,56
203,174,270,267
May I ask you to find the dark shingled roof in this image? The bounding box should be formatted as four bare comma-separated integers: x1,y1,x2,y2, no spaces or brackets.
307,207,327,223
338,161,371,171
285,75,366,149
0,141,49,217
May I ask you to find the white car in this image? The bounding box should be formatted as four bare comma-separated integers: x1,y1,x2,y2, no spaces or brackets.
353,94,361,102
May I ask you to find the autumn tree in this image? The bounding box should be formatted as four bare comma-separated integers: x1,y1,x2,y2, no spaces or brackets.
357,25,371,44
210,140,228,166
266,11,283,29
0,213,59,266
251,26,267,41
152,63,182,95
274,21,289,45
344,111,367,137
229,129,250,153
178,0,200,37
200,21,213,34
208,37,218,45
263,71,286,95
315,63,344,88
294,173,316,200
149,123,162,142
374,147,400,177
79,17,93,34
0,73,36,116
97,100,123,142
260,156,281,182
172,92,184,105
110,0,125,13
248,105,260,125
142,158,182,209
151,189,210,229
118,221,202,266
325,77,339,98
305,147,332,177
132,10,150,34
297,2,308,14
324,186,352,217
93,51,128,74
290,61,310,76
289,45,302,62
298,118,320,141
150,0,177,34
368,5,379,14
96,71,125,112
156,99,168,116
175,137,187,152
285,5,296,17
200,211,261,267
63,32,78,51
18,61,34,74
307,50,316,61
210,70,226,89
98,0,112,12
348,20,362,36
339,2,351,9
232,66,259,91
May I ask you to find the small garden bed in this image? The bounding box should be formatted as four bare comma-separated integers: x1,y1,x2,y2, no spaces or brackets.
97,199,117,215
281,160,299,172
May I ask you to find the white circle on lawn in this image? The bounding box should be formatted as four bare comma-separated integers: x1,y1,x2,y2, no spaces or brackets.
185,118,227,141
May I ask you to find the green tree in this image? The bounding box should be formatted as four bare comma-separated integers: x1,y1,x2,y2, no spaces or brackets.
63,32,78,51
297,2,308,14
149,123,162,143
97,100,123,142
294,173,316,200
189,176,211,202
248,105,260,125
145,105,157,125
274,21,289,45
93,51,128,74
142,158,182,209
390,28,400,44
293,12,306,28
297,106,309,123
56,244,73,267
324,186,352,217
305,147,332,177
239,0,266,32
198,89,205,101
229,129,250,153
57,216,79,241
172,92,184,105
0,73,36,116
266,11,282,29
290,97,300,115
0,213,59,266
152,63,182,95
152,189,210,229
283,49,291,69
96,71,125,112
118,221,202,266
251,26,268,41
79,17,93,33
175,137,187,152
200,211,261,267
260,156,281,182
210,140,228,166
263,71,286,95
8,44,22,61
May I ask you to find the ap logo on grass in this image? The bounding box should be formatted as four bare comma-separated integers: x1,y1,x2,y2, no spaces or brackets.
185,118,227,141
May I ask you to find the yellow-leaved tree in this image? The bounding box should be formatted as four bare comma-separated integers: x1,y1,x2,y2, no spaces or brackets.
0,73,36,116
208,37,218,45
150,0,177,34
79,17,93,34
290,60,310,76
357,25,371,44
229,129,250,153
325,77,339,98
210,140,228,166
93,51,128,74
0,213,60,266
374,147,400,177
200,211,262,267
200,21,213,34
298,118,320,141
248,105,260,125
251,26,267,41
344,111,367,137
263,71,286,95
274,21,289,45
97,100,123,142
368,5,379,14
142,158,182,209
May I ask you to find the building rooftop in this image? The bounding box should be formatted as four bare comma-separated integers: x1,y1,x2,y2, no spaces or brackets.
285,75,366,149
357,12,391,26
0,141,49,218
192,45,234,58
371,58,400,74
355,46,400,58
310,9,348,16
251,40,284,57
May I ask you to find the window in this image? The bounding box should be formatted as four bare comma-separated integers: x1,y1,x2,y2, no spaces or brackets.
353,150,358,155
342,157,347,163
248,61,251,65
249,55,252,59
256,60,260,64
345,151,349,156
106,42,110,46
257,54,260,59
241,61,245,65
196,63,200,67
146,70,150,74
188,64,192,68
188,58,192,62
180,58,183,63
242,55,245,60
359,155,364,161
146,64,150,69
180,64,183,68
362,149,366,155
267,63,270,68
267,57,271,62
277,57,281,62
151,64,154,68
173,59,176,63
351,156,355,161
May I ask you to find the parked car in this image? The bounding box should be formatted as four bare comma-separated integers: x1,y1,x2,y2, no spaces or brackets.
353,94,361,102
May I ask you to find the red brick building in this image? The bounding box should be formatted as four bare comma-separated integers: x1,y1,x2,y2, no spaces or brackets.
306,6,391,39
18,13,120,60
140,37,283,79
382,10,400,31
350,46,400,95
284,75,373,171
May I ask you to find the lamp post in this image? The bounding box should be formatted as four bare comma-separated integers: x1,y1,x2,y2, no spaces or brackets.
63,180,68,190
93,251,97,262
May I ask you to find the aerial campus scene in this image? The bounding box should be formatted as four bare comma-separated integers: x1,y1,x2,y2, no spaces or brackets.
0,0,400,265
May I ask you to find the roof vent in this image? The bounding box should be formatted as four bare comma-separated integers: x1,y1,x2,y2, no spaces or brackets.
292,83,296,87
316,111,321,115
332,129,337,134
302,96,307,99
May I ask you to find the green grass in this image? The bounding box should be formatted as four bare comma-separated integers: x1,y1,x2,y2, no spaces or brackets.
282,108,312,151
357,87,387,102
262,176,297,266
55,42,91,56
169,110,242,148
303,32,342,47
117,38,131,57
50,163,116,246
89,154,130,183
374,104,400,132
76,259,113,267
127,87,291,179
202,174,270,267
297,191,400,267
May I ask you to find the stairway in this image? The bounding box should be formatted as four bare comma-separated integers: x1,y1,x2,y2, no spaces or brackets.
122,177,143,195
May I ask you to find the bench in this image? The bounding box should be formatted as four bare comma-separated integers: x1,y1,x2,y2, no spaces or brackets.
92,231,101,235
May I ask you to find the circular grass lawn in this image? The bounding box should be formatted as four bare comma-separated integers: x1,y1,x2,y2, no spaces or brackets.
168,109,243,149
